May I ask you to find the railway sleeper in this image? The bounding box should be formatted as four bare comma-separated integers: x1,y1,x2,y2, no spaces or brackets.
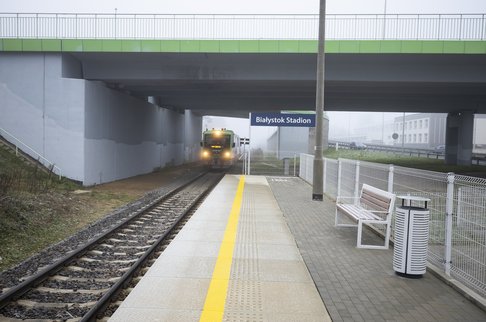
107,238,139,244
35,287,108,295
49,276,120,283
113,245,150,250
15,299,97,308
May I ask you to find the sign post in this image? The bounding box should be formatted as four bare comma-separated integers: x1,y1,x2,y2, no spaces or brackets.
248,113,252,175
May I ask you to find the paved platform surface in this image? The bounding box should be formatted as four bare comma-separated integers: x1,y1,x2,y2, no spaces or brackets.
110,175,330,321
268,177,486,322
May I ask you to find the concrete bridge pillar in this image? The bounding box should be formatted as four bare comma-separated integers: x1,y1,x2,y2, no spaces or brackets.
445,111,474,165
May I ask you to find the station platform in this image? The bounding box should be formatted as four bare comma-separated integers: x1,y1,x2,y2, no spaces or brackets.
110,175,486,322
110,175,331,322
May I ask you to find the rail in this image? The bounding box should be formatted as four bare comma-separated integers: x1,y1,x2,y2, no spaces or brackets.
0,13,485,40
0,126,62,179
0,171,217,320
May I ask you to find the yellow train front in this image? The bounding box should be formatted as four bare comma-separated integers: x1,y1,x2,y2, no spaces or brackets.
200,128,239,168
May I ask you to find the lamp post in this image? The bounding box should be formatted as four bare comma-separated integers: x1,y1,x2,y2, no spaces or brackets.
312,0,326,201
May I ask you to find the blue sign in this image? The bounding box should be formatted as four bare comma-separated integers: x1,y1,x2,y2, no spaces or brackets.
250,113,315,127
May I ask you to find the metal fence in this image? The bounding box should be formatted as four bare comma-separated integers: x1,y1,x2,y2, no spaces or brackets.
1,13,485,40
240,150,299,177
299,153,486,298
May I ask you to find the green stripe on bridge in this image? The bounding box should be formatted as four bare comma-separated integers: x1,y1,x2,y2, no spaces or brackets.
1,39,486,54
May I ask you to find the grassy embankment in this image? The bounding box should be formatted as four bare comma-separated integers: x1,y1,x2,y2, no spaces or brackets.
0,147,133,272
323,149,486,176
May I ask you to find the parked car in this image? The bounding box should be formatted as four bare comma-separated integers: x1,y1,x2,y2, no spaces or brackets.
350,142,367,150
434,145,446,151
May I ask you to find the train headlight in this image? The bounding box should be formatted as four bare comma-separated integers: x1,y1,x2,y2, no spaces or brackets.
224,151,232,159
202,150,210,158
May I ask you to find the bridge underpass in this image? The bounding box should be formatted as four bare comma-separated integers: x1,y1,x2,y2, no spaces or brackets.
28,49,486,165
68,51,486,117
1,14,486,183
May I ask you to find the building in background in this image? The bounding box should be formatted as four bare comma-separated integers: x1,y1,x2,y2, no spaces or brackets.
328,112,396,145
392,113,447,149
267,114,329,159
473,114,486,154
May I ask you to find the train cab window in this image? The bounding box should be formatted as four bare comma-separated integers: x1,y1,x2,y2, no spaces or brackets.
204,134,231,148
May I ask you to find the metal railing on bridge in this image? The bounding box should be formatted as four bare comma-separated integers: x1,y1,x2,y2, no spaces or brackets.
1,13,485,40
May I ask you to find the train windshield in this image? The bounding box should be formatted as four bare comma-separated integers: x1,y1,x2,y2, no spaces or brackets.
204,134,231,148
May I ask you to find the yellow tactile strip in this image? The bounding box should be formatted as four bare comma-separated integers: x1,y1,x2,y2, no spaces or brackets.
199,175,245,322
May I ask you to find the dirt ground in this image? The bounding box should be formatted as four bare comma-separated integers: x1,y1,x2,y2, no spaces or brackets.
91,164,202,197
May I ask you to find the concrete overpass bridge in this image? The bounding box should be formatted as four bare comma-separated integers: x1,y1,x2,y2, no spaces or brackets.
1,13,486,184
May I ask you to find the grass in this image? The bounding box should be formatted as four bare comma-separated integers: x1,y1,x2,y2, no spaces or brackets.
0,147,134,271
323,149,486,176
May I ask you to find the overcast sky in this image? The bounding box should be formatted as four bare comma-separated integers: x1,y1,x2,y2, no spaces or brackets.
2,0,486,14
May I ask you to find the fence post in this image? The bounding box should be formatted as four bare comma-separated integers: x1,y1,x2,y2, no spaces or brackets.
293,153,297,176
299,153,303,179
337,158,342,197
354,161,360,202
388,164,394,193
444,172,455,276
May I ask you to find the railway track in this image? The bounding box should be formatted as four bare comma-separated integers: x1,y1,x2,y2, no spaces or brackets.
0,171,224,321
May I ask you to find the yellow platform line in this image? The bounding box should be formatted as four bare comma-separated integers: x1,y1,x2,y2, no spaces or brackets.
199,176,245,322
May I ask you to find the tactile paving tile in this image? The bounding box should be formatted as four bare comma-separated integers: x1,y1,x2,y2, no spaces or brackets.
225,186,264,321
224,279,264,322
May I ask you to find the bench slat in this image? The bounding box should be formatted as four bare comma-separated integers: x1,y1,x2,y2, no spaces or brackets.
336,204,381,221
361,187,393,212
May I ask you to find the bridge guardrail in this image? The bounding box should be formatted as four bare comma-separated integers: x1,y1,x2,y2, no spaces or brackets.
0,13,485,40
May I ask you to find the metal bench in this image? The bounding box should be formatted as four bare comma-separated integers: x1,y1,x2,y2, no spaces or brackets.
335,184,396,249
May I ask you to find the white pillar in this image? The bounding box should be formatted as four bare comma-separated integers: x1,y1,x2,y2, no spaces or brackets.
445,172,455,276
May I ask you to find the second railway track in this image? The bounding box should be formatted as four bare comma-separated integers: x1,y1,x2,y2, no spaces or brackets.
0,171,224,321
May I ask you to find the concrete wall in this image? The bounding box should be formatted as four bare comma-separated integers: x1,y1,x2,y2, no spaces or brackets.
0,52,85,181
83,82,201,185
1,52,202,185
184,109,202,162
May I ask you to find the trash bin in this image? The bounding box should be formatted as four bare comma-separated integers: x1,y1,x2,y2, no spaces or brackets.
393,195,431,278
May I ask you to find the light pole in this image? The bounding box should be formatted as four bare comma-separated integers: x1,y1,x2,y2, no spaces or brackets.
312,0,326,201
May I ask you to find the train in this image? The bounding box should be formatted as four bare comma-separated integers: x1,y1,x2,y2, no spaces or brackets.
200,128,240,168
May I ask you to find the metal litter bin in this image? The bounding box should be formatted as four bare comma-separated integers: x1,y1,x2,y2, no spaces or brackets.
393,195,430,278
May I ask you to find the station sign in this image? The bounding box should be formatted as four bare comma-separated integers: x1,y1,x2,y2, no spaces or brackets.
250,112,315,127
